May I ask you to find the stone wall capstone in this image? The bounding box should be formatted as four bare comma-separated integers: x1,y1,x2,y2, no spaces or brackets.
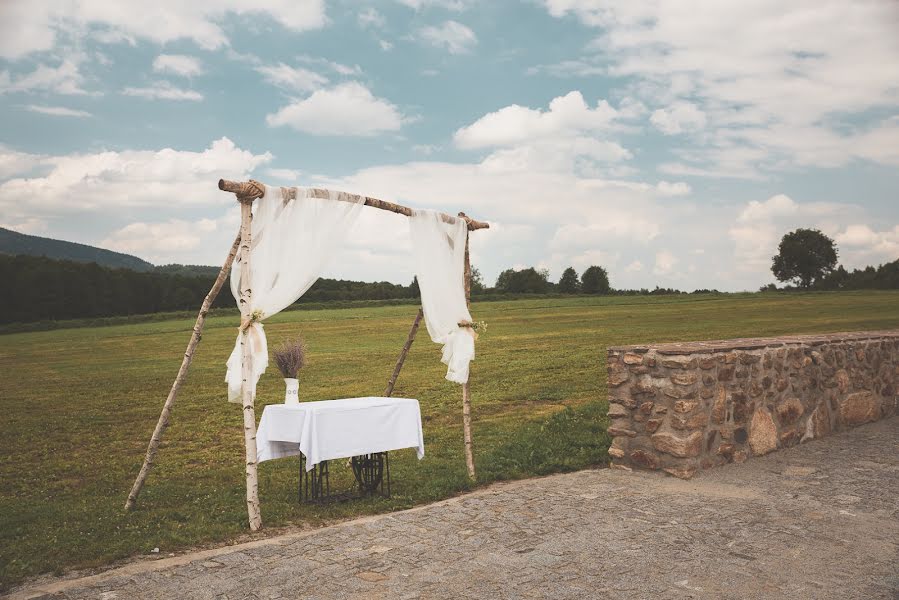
607,330,899,478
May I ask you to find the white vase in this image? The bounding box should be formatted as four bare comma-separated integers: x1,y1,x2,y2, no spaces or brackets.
284,378,299,405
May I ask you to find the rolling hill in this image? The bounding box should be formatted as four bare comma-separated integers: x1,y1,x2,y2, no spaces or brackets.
0,227,154,271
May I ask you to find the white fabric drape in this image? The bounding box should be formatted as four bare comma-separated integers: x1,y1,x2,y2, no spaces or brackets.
226,185,365,402
409,209,475,384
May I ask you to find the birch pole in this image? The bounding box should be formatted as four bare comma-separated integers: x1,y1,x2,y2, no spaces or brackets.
125,232,242,511
384,308,424,397
459,215,476,480
238,199,263,531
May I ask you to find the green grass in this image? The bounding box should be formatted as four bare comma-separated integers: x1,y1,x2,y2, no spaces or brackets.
1,291,898,590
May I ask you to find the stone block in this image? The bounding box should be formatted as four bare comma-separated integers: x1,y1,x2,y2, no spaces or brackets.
711,386,727,424
645,418,662,433
607,403,630,418
629,449,660,470
663,386,696,400
838,391,881,426
623,352,644,365
651,431,703,458
673,400,698,413
748,408,778,456
608,427,637,438
671,372,698,386
671,413,708,431
776,397,804,425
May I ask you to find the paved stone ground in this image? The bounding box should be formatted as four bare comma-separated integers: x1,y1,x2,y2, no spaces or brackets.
11,418,898,600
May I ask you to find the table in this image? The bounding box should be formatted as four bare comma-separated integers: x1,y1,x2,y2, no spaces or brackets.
256,397,425,470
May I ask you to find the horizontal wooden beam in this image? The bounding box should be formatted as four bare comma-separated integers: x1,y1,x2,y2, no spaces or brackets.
218,179,489,231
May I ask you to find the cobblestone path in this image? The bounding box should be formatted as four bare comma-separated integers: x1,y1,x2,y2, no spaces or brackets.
11,418,898,600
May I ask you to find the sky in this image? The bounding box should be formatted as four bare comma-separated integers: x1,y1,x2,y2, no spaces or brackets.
0,0,897,292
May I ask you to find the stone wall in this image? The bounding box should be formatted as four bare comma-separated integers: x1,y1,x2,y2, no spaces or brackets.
606,330,899,478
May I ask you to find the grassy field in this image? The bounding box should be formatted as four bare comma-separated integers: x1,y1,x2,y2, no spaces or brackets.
1,291,898,590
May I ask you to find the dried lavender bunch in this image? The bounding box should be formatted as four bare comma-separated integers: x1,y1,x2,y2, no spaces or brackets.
273,338,307,378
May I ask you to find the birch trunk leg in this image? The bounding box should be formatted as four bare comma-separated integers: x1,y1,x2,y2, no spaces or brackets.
239,200,263,531
384,308,424,397
124,232,242,511
460,222,476,481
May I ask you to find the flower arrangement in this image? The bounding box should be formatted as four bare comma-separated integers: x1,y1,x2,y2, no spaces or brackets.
273,338,307,378
273,338,306,405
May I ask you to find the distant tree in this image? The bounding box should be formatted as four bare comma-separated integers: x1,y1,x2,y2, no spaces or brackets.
771,228,838,288
409,276,420,297
581,266,610,294
495,268,514,291
470,267,485,294
558,267,580,293
495,267,550,293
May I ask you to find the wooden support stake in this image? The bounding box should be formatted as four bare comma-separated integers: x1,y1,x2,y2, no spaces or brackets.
460,215,476,481
238,200,263,531
384,308,424,397
125,231,242,511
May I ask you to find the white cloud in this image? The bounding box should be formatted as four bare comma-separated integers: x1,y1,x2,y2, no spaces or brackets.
0,137,272,218
122,81,203,101
0,0,328,59
454,91,622,149
152,54,203,77
24,105,92,118
0,59,91,95
255,63,328,93
417,20,477,54
653,250,678,276
624,260,643,272
379,40,394,51
396,0,471,10
452,91,642,174
0,145,44,178
265,168,301,181
0,217,48,234
296,55,362,77
655,181,691,196
650,102,706,135
358,8,386,29
266,82,406,136
551,217,660,248
101,218,219,261
834,224,899,267
541,0,899,174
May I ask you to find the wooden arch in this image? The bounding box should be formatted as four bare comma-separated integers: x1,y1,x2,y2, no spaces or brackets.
125,179,489,531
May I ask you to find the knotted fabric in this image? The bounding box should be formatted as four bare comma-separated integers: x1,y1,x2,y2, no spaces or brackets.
226,185,364,402
409,209,475,384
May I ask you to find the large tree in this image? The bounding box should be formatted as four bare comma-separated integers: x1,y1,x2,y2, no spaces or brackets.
771,228,838,288
581,265,610,294
558,267,580,293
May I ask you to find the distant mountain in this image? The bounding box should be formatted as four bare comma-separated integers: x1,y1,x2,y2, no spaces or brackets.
0,227,154,271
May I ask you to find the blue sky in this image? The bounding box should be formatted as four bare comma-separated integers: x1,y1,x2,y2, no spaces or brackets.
1,0,897,291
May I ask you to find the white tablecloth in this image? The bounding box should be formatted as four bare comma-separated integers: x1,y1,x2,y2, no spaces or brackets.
256,397,425,470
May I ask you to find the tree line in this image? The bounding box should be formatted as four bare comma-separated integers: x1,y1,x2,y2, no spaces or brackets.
0,255,424,324
3,239,896,325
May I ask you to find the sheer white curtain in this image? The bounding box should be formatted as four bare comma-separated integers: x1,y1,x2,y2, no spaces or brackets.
226,185,365,402
409,209,475,384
